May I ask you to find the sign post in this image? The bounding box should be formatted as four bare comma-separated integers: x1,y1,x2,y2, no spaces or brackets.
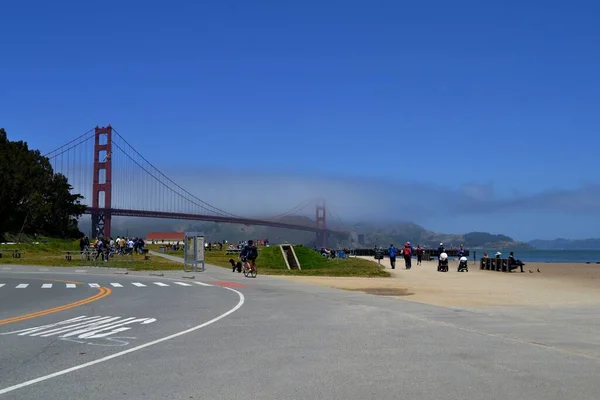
184,232,205,272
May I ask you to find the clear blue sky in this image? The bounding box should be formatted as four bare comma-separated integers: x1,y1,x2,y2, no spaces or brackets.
2,0,599,240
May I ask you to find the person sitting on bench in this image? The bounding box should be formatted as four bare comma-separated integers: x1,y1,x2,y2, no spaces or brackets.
508,251,525,273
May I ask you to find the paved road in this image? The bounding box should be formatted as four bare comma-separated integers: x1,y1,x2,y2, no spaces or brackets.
0,263,599,399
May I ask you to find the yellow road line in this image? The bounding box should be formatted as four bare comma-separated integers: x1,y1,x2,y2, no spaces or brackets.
0,287,112,326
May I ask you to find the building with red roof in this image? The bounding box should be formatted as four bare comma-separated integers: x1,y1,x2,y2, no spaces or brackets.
145,232,185,244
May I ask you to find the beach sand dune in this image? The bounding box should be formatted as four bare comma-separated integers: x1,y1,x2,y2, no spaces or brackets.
281,256,600,307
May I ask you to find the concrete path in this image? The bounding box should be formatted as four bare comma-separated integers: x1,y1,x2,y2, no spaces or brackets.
0,261,598,399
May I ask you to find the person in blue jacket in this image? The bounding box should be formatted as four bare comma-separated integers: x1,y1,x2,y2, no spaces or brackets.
388,244,397,269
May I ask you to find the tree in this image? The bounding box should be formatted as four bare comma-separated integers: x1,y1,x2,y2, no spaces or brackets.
0,128,86,241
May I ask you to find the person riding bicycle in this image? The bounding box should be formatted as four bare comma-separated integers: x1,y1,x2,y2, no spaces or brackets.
240,240,258,271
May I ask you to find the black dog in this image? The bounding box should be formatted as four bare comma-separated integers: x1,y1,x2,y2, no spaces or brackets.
229,258,242,273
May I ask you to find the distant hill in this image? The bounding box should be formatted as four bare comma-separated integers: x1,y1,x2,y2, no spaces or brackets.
528,238,600,250
355,225,531,250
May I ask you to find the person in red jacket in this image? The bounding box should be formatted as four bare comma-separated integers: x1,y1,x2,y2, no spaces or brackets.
402,243,412,269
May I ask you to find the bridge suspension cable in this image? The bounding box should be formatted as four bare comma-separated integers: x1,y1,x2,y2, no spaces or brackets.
111,128,243,218
267,198,316,220
327,208,344,229
44,129,95,159
44,126,325,222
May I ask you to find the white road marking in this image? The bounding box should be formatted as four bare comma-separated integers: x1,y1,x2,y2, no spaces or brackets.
74,270,87,273
61,336,134,347
60,318,147,339
0,287,244,396
0,281,207,289
1,315,157,340
2,267,11,270
3,316,112,337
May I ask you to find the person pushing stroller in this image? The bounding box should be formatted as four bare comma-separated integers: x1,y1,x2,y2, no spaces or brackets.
438,252,449,272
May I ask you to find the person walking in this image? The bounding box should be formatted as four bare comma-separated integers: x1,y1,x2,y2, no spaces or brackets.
403,242,412,269
416,245,423,265
388,244,397,269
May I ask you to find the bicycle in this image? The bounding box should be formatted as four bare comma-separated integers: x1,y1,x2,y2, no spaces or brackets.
242,258,257,278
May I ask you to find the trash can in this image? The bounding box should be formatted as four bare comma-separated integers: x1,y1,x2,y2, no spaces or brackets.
159,246,166,253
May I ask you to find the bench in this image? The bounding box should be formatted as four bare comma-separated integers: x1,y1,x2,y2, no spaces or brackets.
142,248,150,260
63,251,72,261
226,249,241,255
12,249,21,259
480,257,510,272
80,250,94,261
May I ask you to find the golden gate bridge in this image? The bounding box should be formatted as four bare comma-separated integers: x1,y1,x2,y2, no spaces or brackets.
44,126,345,247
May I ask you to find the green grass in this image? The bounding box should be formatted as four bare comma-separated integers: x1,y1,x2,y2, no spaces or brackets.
146,243,390,277
0,238,389,276
0,237,182,271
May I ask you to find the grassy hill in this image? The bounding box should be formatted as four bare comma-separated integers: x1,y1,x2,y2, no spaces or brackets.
147,244,389,277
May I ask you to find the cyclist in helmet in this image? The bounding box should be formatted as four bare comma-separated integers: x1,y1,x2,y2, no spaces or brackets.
240,240,258,272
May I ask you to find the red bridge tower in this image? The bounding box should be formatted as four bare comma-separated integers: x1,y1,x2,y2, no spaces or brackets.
91,126,113,239
316,200,327,248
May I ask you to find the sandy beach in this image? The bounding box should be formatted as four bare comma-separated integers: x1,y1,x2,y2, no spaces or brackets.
281,256,600,308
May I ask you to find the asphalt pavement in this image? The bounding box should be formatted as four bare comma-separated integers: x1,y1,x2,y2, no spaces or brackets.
0,262,599,400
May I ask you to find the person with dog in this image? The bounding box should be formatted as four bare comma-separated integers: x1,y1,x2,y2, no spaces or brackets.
240,239,258,273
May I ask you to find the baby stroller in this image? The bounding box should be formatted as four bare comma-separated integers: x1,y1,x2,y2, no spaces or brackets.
438,252,448,272
457,256,469,272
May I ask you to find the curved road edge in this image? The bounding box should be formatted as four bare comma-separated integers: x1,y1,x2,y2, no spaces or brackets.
0,285,245,396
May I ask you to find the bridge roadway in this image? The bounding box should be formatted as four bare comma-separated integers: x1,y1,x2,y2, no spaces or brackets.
84,207,348,235
0,263,598,399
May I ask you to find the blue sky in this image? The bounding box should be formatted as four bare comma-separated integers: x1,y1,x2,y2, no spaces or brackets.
2,0,599,240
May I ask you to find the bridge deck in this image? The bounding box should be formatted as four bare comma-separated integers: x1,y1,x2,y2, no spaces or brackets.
84,208,346,235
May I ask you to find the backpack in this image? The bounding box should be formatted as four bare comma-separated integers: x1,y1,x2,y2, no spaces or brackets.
246,246,258,260
403,247,411,256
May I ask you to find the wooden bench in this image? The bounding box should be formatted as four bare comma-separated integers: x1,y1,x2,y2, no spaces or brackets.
80,250,94,261
226,249,241,255
480,257,510,272
142,248,150,260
